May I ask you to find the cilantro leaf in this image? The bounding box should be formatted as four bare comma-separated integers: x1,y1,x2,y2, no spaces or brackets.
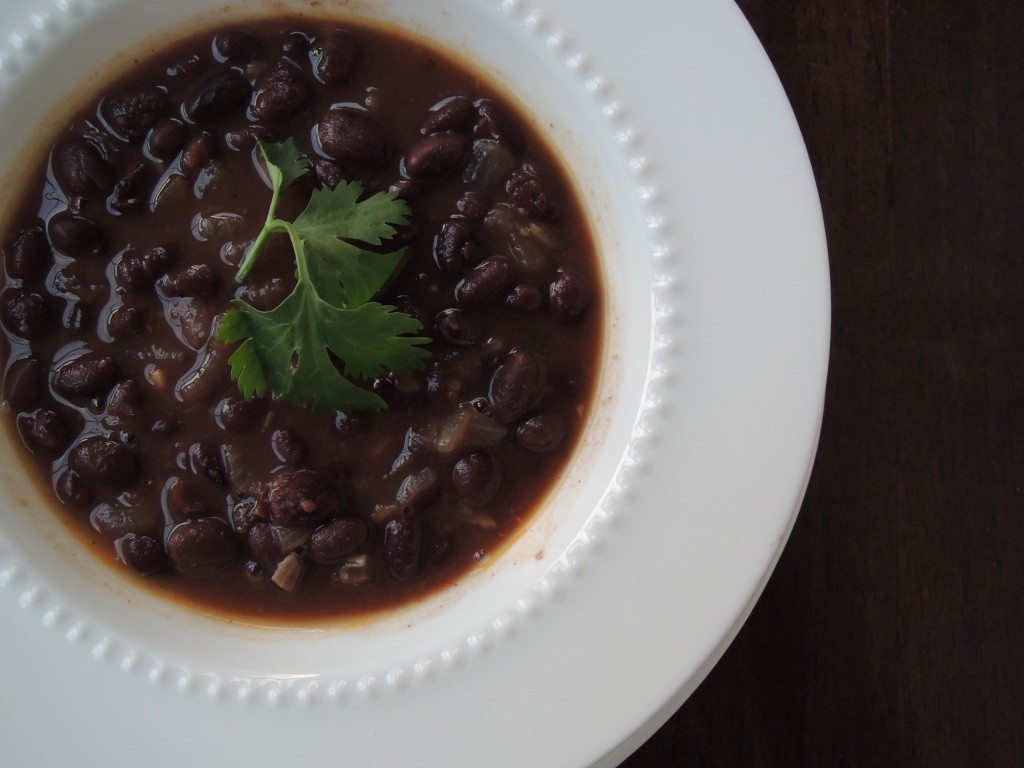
295,181,410,248
258,137,309,190
219,139,431,413
293,183,410,308
221,284,430,413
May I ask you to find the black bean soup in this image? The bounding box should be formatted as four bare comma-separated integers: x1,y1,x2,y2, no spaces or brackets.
0,18,602,620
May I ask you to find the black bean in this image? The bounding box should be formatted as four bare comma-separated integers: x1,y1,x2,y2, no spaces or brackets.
90,502,146,538
455,191,492,222
384,509,422,581
259,470,340,527
489,347,543,422
432,218,478,273
146,118,186,161
167,518,238,570
108,163,149,215
162,264,219,298
436,308,483,347
47,212,103,257
190,442,226,485
515,412,568,452
452,452,501,507
454,257,512,306
250,60,311,122
247,521,284,567
403,132,467,179
174,298,212,350
119,533,170,575
309,517,368,564
179,133,217,178
313,158,344,189
421,95,474,134
54,139,113,195
53,352,117,398
473,98,525,150
54,468,93,507
141,245,174,276
508,160,556,219
271,428,306,467
216,395,267,431
102,87,168,141
70,437,138,486
115,251,150,292
4,357,45,409
106,304,145,338
20,409,69,454
549,267,591,319
224,124,279,153
165,478,205,521
236,277,290,311
106,380,144,422
314,30,358,85
212,30,260,64
317,110,386,166
0,288,51,339
5,222,50,280
231,499,258,536
389,178,419,199
243,560,263,581
506,283,543,311
282,31,312,57
185,70,250,123
168,477,212,519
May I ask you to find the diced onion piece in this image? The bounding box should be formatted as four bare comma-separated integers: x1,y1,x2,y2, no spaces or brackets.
271,524,314,552
435,402,507,455
464,513,498,529
271,552,304,592
332,554,371,586
372,503,403,525
149,168,187,212
484,203,561,273
462,140,515,189
223,444,262,499
395,466,440,506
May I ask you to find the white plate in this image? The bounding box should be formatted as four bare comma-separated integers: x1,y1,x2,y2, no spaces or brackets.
0,0,829,766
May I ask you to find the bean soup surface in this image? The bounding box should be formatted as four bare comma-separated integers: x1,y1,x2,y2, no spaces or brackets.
0,18,602,620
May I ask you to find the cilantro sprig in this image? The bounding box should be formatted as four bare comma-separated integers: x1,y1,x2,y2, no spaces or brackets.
219,139,431,413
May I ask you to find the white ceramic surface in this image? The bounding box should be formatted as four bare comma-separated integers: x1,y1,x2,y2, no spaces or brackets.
0,1,829,766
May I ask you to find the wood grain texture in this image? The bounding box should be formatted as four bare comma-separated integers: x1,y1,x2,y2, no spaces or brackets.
621,0,1024,765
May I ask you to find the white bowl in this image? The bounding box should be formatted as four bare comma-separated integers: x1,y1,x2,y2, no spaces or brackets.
0,1,829,766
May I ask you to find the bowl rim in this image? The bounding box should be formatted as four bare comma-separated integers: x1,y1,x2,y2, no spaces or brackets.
0,0,830,766
0,0,657,685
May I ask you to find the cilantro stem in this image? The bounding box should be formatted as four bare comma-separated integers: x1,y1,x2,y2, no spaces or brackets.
235,176,286,282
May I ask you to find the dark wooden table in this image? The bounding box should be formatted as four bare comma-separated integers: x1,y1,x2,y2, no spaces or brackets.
622,0,1023,765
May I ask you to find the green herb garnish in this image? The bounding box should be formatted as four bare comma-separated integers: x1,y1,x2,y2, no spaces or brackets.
219,138,431,413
